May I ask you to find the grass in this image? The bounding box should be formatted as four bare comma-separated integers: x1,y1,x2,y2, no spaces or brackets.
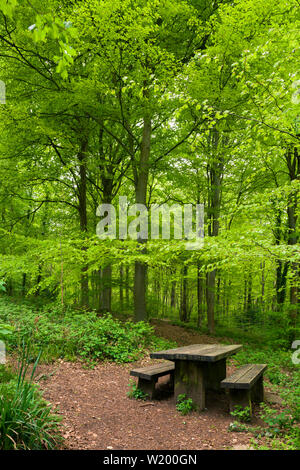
0,341,62,450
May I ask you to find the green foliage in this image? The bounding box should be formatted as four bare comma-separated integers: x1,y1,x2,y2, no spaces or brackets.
0,322,14,340
0,298,175,363
228,421,252,433
127,379,149,401
226,342,300,450
176,394,196,415
0,364,15,384
228,405,300,450
0,342,62,450
0,0,18,18
0,0,299,452
230,405,252,423
259,404,295,437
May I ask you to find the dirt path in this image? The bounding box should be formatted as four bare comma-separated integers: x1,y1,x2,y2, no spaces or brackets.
29,322,266,450
36,359,256,450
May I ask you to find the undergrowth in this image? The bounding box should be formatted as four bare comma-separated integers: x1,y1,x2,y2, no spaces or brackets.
0,297,176,364
0,342,62,450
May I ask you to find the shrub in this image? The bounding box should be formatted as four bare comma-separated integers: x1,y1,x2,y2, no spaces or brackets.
176,394,196,415
230,405,252,423
0,342,62,450
0,298,175,363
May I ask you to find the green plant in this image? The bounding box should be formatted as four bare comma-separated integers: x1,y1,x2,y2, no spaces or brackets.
230,405,252,423
0,298,176,364
176,394,196,415
259,404,295,437
228,421,251,433
0,340,63,450
127,379,148,401
0,364,15,384
0,322,14,340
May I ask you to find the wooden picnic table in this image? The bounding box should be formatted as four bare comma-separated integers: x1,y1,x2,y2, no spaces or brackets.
150,344,242,411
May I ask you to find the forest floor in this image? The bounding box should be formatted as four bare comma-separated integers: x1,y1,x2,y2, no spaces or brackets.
17,320,283,450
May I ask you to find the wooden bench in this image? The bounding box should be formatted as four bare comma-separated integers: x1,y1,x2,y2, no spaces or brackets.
221,364,267,415
130,362,175,399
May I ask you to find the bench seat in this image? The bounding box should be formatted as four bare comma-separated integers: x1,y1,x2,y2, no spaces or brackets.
221,364,267,415
130,362,175,399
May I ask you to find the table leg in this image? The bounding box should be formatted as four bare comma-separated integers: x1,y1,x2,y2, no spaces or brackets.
174,360,205,411
203,358,227,392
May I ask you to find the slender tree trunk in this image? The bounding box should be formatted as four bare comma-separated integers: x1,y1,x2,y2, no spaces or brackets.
22,273,26,296
78,137,89,309
99,177,114,312
243,277,248,313
170,269,176,309
286,147,299,335
274,208,288,307
197,262,204,327
119,264,124,310
206,130,223,334
247,272,253,313
133,112,151,322
125,266,130,307
206,270,216,333
180,265,188,322
261,262,265,306
101,265,112,312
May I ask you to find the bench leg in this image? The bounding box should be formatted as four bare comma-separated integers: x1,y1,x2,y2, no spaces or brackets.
251,376,264,404
164,371,174,393
174,360,205,411
229,389,252,416
137,377,157,399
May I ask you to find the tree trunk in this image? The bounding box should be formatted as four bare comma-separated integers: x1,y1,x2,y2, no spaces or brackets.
206,270,215,333
78,137,89,309
98,176,114,312
286,147,299,335
205,130,223,334
125,266,130,307
133,113,151,322
197,262,204,328
119,264,124,310
170,269,176,309
180,265,188,322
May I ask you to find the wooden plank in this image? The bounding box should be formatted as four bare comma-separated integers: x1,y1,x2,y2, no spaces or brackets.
238,364,267,388
150,344,243,362
221,364,267,390
151,344,209,357
221,364,254,385
200,344,243,362
130,362,174,381
131,362,174,377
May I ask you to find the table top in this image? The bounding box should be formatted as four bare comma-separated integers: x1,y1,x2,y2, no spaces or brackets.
150,344,242,363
